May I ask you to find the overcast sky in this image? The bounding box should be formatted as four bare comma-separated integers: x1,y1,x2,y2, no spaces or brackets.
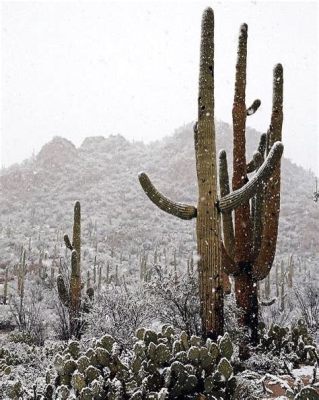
1,0,318,175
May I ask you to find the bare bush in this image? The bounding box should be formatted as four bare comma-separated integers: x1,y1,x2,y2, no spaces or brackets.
294,282,319,331
10,285,46,346
84,283,152,348
146,267,201,336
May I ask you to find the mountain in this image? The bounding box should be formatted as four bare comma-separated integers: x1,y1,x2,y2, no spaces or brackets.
0,122,318,276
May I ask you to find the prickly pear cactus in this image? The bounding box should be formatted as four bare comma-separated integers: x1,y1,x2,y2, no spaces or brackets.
46,326,236,399
258,320,318,368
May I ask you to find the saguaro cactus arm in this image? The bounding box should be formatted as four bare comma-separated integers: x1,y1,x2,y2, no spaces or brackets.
219,141,283,213
138,172,197,220
246,133,267,173
222,243,240,275
246,99,261,116
251,152,265,260
218,150,235,259
64,234,73,250
57,274,69,306
232,23,253,263
232,23,248,190
252,64,283,281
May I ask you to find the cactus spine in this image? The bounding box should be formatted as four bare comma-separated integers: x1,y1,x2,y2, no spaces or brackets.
57,201,82,338
138,8,283,339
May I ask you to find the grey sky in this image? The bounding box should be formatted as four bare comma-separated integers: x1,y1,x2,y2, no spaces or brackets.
1,0,318,175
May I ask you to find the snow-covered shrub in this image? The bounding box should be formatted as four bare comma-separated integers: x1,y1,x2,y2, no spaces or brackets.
9,284,47,346
0,339,65,398
147,268,244,343
84,284,152,348
223,293,245,344
53,286,94,341
146,268,201,337
233,372,264,400
294,282,319,332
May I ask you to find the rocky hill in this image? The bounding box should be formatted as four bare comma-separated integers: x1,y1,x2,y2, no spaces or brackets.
0,121,318,275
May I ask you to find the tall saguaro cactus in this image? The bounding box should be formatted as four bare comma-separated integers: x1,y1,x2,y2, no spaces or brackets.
219,23,284,345
57,201,82,338
138,8,283,339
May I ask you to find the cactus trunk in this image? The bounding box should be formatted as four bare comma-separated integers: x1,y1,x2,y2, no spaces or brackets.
195,9,223,339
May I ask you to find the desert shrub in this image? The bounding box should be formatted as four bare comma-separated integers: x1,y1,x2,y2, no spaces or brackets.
84,284,152,348
146,267,201,337
53,289,94,341
294,282,319,332
9,284,47,346
147,268,244,343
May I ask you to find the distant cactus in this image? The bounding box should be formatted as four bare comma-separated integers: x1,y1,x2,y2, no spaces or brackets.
97,264,102,292
139,252,148,282
287,254,294,288
86,270,91,290
18,249,26,301
56,201,91,338
280,260,286,311
106,261,110,284
3,267,9,305
314,178,319,202
138,8,283,339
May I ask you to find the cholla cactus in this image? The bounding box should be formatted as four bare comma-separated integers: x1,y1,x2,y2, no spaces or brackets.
138,8,283,339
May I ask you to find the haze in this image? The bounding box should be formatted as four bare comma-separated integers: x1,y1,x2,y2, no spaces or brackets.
1,1,318,175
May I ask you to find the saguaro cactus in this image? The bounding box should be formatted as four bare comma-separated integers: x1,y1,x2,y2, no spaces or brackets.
138,8,283,339
314,178,319,202
287,254,294,288
3,267,9,305
57,201,82,338
219,23,284,345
